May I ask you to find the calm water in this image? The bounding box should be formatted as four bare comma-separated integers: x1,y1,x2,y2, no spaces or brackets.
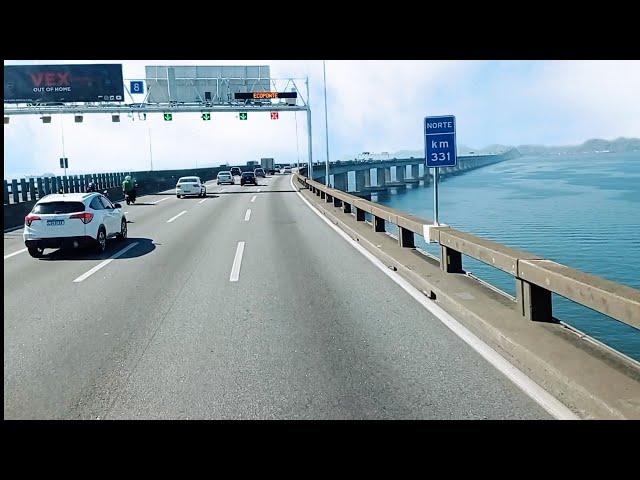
339,152,640,361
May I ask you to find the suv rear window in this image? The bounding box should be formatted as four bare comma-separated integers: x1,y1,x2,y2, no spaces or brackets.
179,178,199,183
242,172,254,177
32,202,85,214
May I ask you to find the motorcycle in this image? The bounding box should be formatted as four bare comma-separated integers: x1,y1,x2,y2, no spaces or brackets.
125,184,138,205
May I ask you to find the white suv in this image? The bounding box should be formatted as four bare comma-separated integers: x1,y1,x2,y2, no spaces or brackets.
23,193,127,258
176,176,206,198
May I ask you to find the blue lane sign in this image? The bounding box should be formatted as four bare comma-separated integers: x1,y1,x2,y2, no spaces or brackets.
425,115,457,167
130,81,144,94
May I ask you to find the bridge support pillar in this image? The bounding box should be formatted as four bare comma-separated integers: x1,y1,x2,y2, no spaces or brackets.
333,173,348,191
411,164,420,180
384,168,392,184
440,245,464,273
355,170,366,191
396,166,405,182
517,279,553,322
376,168,386,187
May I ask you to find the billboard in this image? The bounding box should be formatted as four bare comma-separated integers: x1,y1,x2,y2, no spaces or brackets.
4,64,124,103
145,65,271,104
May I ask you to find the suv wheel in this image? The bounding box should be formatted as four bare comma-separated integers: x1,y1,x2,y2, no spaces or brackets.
117,219,127,241
95,227,107,253
28,246,44,258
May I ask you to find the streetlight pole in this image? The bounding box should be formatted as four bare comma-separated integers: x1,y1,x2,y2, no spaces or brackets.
294,111,300,169
323,60,330,187
306,76,313,180
148,125,154,171
60,116,67,179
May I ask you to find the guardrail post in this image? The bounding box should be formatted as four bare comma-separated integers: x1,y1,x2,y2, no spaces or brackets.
343,202,352,214
356,207,365,221
12,179,19,203
20,179,28,202
374,215,385,232
4,180,10,205
28,178,36,201
326,192,333,203
516,279,553,322
333,196,342,207
441,245,464,273
320,190,325,199
398,226,415,248
36,177,44,199
44,177,51,195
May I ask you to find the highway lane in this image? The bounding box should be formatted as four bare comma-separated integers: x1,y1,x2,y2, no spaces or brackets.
4,174,550,419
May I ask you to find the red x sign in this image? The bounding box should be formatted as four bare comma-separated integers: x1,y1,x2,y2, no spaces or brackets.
270,112,279,120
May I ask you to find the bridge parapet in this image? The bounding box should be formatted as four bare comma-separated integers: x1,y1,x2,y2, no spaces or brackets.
297,173,640,333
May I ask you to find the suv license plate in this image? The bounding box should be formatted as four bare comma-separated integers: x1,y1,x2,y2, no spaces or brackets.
47,219,65,226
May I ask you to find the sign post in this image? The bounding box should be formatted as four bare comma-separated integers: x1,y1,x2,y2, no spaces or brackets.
425,115,456,226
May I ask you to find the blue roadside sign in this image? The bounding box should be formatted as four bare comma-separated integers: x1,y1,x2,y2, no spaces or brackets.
425,115,457,167
130,81,144,94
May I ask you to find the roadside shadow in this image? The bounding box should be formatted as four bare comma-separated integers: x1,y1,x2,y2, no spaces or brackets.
38,237,157,261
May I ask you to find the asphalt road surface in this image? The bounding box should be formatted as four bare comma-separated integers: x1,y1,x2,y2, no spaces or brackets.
4,174,550,419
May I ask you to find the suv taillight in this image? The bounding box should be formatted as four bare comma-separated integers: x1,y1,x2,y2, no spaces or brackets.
70,212,94,224
25,214,41,227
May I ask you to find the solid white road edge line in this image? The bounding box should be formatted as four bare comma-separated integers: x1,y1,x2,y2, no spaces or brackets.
250,195,257,203
244,209,251,222
229,241,245,282
73,242,139,283
4,248,28,260
167,210,187,223
290,175,579,420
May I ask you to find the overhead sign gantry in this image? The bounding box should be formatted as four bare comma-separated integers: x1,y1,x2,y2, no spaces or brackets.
4,63,315,175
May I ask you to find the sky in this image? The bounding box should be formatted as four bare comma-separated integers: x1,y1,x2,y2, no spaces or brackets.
4,60,640,179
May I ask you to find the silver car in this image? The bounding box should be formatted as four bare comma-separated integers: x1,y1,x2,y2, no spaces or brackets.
217,171,234,185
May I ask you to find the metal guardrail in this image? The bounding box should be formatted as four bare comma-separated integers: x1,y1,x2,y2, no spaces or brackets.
295,173,640,330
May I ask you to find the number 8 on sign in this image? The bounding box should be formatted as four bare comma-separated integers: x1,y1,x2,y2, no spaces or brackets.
271,112,279,120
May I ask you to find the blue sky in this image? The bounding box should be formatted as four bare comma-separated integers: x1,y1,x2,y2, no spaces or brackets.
4,60,639,179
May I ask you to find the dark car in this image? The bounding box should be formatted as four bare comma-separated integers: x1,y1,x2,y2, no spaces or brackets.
230,167,242,177
240,171,257,186
254,168,266,178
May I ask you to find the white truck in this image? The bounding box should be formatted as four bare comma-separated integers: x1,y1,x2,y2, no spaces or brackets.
261,158,276,175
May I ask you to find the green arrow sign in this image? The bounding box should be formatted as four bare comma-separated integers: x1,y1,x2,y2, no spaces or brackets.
202,113,211,121
164,113,172,121
239,112,248,120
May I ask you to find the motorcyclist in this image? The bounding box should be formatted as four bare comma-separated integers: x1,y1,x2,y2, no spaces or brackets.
122,175,136,202
86,182,97,193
